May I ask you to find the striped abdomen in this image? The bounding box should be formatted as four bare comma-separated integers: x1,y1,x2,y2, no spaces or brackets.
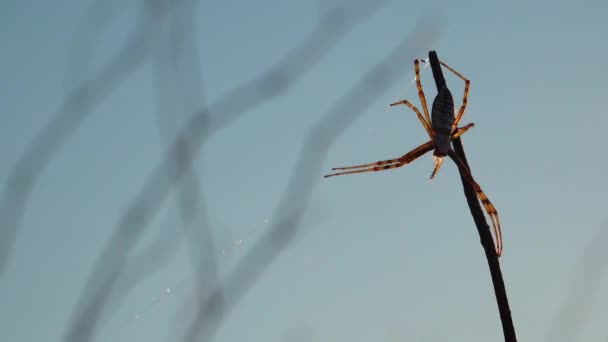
431,85,455,156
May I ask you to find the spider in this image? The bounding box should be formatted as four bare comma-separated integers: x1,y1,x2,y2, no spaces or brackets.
324,59,502,257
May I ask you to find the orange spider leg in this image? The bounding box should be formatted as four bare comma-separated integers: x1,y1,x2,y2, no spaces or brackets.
325,123,474,178
448,151,502,257
324,141,434,178
390,59,434,139
430,156,444,180
414,59,432,129
390,99,433,139
439,61,471,131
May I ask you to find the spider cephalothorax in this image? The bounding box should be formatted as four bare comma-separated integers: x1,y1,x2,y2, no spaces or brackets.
324,59,502,257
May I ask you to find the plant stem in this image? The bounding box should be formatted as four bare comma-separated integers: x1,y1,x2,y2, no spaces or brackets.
428,50,516,342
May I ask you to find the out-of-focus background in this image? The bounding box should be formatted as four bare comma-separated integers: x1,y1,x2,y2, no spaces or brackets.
1,0,607,341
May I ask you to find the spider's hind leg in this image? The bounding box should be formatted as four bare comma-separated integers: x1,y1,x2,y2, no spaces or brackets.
324,141,435,178
447,150,503,257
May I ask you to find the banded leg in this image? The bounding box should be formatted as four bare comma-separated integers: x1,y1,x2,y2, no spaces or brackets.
440,61,471,131
447,151,502,257
390,99,433,138
429,123,475,180
430,156,444,180
324,123,475,179
324,141,434,178
414,59,432,130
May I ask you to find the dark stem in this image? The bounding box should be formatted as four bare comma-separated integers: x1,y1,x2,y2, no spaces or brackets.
428,51,517,342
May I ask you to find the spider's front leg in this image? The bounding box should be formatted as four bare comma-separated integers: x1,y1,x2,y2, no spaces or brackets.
390,59,434,140
390,99,432,139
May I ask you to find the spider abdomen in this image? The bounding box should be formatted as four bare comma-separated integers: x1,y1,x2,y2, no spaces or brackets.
431,85,455,133
431,85,455,156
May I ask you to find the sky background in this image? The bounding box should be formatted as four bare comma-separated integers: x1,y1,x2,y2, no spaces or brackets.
2,0,608,341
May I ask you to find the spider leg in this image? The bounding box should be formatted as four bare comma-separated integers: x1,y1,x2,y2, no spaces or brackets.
414,59,432,129
430,155,444,180
323,123,475,178
324,141,434,178
428,123,475,180
390,99,433,138
439,61,471,132
447,151,502,257
451,123,475,138
324,124,474,179
389,59,433,139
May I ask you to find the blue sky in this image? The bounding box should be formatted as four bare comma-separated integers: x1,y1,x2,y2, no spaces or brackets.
2,0,608,341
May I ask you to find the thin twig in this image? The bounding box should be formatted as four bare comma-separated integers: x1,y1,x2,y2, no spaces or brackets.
428,50,517,342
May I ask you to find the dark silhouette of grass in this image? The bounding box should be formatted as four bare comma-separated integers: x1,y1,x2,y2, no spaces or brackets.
0,20,150,278
148,0,219,330
429,51,517,342
177,15,445,342
9,1,608,341
2,1,449,340
55,1,403,342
